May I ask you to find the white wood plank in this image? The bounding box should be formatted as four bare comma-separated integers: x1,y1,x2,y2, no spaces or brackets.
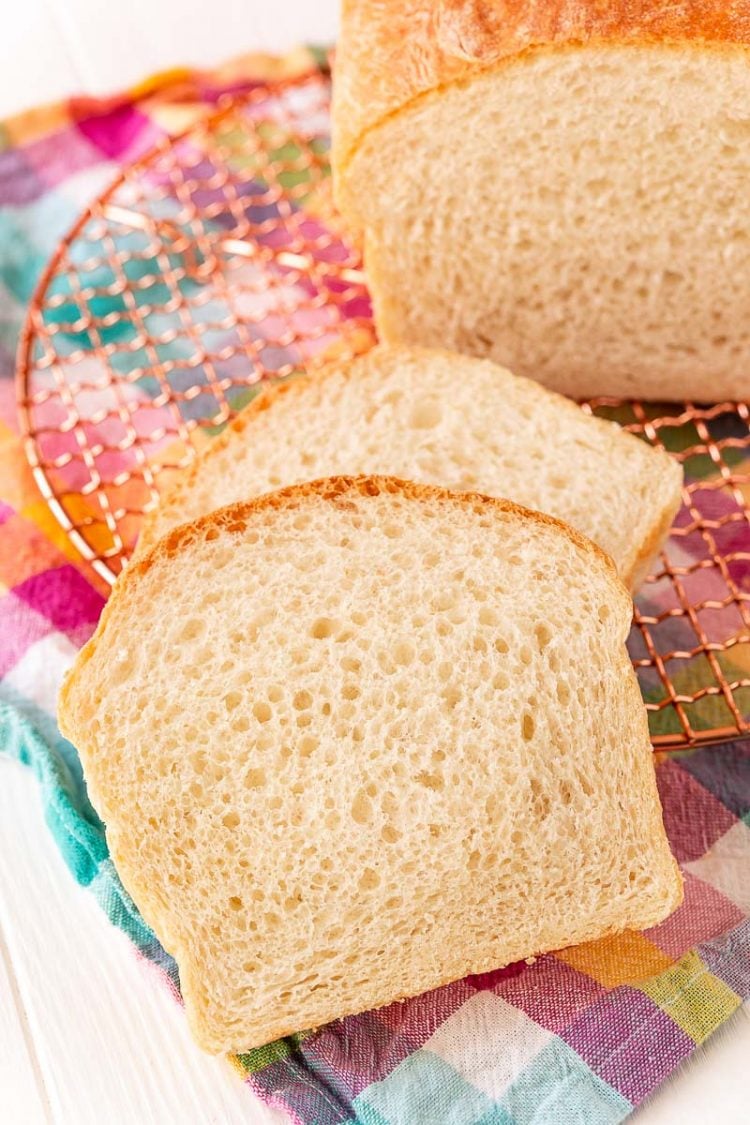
1,0,339,118
54,0,339,96
0,915,50,1125
0,1,82,117
0,760,285,1125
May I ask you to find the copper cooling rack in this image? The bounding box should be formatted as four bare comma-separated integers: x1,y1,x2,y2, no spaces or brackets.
15,71,750,750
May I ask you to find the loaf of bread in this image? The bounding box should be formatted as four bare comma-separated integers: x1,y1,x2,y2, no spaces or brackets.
59,477,682,1053
333,1,750,402
139,346,682,587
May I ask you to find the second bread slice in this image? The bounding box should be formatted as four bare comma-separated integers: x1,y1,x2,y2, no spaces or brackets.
140,346,683,587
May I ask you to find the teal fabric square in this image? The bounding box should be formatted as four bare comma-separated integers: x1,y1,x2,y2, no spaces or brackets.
473,1106,516,1125
499,1038,632,1125
353,1104,391,1125
0,212,46,311
354,1049,495,1125
0,695,106,885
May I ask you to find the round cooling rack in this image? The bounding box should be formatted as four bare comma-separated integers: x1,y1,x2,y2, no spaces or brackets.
15,71,750,750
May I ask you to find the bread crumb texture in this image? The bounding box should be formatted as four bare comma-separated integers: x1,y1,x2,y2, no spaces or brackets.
59,478,682,1053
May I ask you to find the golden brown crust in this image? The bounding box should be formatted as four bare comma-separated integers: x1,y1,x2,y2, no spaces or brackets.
333,0,750,199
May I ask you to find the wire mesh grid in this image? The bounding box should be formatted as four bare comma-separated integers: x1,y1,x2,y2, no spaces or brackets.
15,71,750,750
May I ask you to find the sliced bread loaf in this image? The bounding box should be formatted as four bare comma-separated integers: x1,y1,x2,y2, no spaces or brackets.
333,2,750,401
139,346,683,588
59,477,682,1053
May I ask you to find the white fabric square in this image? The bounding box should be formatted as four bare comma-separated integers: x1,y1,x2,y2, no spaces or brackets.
4,631,78,715
424,989,552,1101
685,821,750,913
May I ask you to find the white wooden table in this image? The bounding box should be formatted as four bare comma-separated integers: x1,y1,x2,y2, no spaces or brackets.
1,3,749,1121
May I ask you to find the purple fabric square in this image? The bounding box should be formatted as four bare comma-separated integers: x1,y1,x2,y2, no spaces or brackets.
698,920,750,999
0,592,53,677
647,871,745,959
561,986,694,1104
0,144,47,206
77,107,160,161
23,126,99,188
678,740,750,821
493,954,607,1035
12,564,105,636
375,977,475,1045
305,1009,413,1100
251,1056,352,1125
657,758,738,862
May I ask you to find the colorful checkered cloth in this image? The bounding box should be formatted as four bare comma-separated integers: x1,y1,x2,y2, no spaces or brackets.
1,51,749,1125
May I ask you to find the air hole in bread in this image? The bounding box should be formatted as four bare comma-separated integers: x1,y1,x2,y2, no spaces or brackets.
311,617,338,640
253,701,272,723
224,691,242,712
409,400,442,429
351,789,374,826
416,770,445,792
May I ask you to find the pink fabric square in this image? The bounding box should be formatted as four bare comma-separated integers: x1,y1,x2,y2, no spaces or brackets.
493,954,607,1035
76,107,161,161
22,126,99,188
0,592,53,677
647,870,745,959
657,758,737,863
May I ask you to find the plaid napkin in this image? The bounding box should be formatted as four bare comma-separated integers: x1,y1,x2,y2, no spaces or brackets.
1,51,749,1125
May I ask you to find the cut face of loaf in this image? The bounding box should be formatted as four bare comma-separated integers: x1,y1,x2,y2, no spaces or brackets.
335,38,750,401
59,477,682,1054
138,346,683,588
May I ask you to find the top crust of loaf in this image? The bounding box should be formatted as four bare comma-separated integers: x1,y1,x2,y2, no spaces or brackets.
333,0,750,205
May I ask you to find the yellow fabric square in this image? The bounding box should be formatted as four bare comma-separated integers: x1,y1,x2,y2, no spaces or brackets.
4,101,70,146
556,930,673,988
19,499,88,566
639,950,741,1044
145,103,208,136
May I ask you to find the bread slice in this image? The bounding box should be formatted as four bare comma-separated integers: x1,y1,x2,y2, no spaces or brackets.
333,2,750,401
59,476,682,1054
139,346,683,588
